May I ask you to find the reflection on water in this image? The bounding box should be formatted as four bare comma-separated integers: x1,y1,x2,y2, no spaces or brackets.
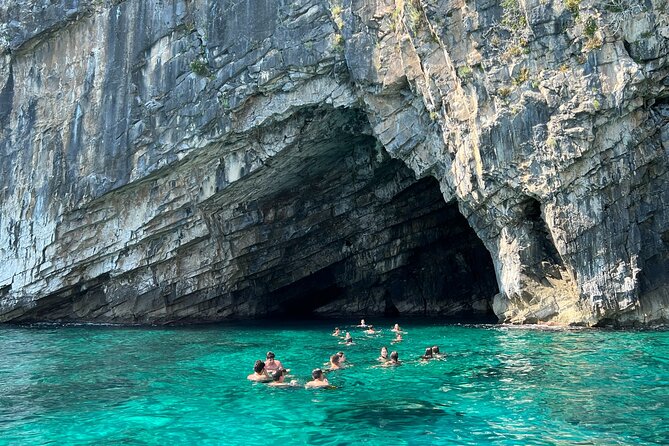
0,323,668,445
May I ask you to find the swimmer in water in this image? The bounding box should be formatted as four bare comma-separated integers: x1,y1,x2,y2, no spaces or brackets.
343,332,354,344
392,332,403,343
391,323,401,332
337,351,346,364
305,368,330,388
420,347,434,361
329,354,342,370
247,360,272,382
431,345,443,359
267,368,298,387
332,327,341,337
378,346,389,362
364,325,377,335
357,319,367,328
382,351,401,367
264,351,285,375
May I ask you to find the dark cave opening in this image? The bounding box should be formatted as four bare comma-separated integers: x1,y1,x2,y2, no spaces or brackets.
520,197,563,268
208,108,500,321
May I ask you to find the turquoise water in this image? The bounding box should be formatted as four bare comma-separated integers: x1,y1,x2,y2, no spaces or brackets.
0,321,667,445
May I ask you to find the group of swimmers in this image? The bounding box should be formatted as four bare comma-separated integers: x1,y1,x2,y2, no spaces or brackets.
247,320,443,388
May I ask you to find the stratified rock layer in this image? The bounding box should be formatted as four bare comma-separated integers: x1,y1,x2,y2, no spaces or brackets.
0,0,667,325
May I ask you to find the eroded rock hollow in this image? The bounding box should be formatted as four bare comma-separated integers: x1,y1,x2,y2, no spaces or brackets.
0,0,667,325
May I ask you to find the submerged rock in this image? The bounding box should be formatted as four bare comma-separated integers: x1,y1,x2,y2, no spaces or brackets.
0,0,667,326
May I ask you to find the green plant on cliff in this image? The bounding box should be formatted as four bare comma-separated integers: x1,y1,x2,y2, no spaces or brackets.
563,0,581,16
406,0,422,34
332,33,345,53
501,0,527,31
457,65,474,81
330,1,344,30
582,16,602,52
190,58,210,77
583,16,598,38
512,67,530,86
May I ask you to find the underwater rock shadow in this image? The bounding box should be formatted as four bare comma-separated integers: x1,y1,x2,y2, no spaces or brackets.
324,399,452,428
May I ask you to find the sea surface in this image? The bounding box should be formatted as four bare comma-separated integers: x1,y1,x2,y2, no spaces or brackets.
0,320,667,445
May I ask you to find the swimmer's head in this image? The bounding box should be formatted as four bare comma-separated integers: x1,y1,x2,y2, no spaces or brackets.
312,368,323,380
424,347,433,357
390,351,399,361
432,346,440,354
254,360,265,373
330,354,340,365
266,351,276,360
273,368,285,382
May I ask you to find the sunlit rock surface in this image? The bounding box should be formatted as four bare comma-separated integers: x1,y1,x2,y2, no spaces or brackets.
0,0,667,325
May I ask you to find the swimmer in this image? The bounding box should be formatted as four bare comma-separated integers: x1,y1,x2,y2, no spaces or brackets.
268,368,298,387
391,323,401,332
305,368,330,388
382,351,401,366
378,346,389,362
431,345,443,359
420,347,434,361
264,351,285,375
337,351,346,363
329,354,342,370
391,332,403,343
364,325,376,335
332,327,341,337
357,319,367,328
343,332,354,344
247,360,272,382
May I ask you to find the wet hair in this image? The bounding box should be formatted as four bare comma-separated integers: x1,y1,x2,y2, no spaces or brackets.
390,351,399,361
330,354,340,365
266,351,276,359
273,368,285,382
254,360,265,374
432,346,440,354
312,368,323,380
424,348,433,358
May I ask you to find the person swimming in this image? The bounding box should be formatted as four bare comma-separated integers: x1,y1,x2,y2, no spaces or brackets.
337,351,346,363
344,332,353,344
357,319,367,328
391,323,401,332
420,347,434,361
364,325,377,335
431,345,443,358
305,368,330,388
378,346,389,362
264,351,285,375
247,360,272,382
267,368,298,387
332,327,341,337
329,354,341,370
382,351,401,366
392,332,402,343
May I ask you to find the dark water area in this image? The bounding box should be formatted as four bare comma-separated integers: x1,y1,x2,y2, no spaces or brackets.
0,320,667,445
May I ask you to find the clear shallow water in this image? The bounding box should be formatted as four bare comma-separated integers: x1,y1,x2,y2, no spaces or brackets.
0,321,667,445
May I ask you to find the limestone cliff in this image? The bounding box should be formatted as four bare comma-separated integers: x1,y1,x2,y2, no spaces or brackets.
0,0,667,325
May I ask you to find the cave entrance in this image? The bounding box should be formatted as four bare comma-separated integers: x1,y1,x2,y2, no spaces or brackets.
208,108,499,320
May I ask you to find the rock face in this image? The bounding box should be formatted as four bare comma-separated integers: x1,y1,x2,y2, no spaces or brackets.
0,0,667,325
